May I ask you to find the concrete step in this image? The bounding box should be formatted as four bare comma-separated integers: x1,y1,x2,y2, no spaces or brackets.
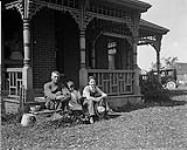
30,109,63,115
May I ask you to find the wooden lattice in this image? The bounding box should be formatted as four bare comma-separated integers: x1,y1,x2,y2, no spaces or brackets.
88,69,134,96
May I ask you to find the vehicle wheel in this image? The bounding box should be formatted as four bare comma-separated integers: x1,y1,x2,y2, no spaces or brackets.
166,81,176,90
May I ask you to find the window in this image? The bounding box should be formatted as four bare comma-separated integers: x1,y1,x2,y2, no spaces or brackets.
107,41,117,69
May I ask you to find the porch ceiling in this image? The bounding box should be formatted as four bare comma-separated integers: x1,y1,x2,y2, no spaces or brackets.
139,19,170,37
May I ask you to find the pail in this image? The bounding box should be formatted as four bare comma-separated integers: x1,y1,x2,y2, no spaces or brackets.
97,106,105,113
21,113,36,127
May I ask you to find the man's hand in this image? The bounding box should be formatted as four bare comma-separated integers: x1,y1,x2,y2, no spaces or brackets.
56,95,65,100
56,91,62,96
95,97,102,102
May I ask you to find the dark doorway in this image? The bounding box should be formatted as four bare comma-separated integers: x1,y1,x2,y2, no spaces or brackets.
55,12,80,85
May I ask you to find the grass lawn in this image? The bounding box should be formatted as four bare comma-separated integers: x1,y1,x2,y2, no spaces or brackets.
1,94,187,150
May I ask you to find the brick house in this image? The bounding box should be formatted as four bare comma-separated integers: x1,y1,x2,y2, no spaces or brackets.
1,0,169,111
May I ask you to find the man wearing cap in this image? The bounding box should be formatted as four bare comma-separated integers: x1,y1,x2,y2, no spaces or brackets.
44,71,70,110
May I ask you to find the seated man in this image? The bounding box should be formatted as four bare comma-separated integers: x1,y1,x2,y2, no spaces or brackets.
44,71,70,111
66,80,83,111
83,76,111,124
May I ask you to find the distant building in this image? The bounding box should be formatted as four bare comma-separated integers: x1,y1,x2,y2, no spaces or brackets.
175,63,187,84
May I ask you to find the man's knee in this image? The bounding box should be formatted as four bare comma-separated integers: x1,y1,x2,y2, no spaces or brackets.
61,96,71,103
45,100,55,110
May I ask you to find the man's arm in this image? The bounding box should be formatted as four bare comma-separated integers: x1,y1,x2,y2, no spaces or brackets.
96,87,107,98
95,87,107,101
76,90,84,104
83,86,98,102
44,83,56,100
59,87,71,101
77,90,82,100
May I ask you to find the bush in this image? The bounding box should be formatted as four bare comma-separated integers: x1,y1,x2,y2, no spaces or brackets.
140,73,170,103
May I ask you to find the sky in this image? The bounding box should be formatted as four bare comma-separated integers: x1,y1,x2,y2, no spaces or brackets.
138,0,187,71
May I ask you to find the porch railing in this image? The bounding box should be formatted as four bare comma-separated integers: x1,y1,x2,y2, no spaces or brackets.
87,69,134,96
6,68,23,98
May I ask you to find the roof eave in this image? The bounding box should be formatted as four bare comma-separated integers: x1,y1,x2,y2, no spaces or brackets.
121,0,152,12
140,19,170,35
104,0,151,12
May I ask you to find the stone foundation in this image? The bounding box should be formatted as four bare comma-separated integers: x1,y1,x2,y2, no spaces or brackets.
3,98,20,114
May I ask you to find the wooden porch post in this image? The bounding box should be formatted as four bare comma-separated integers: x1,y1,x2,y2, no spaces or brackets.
0,2,5,91
0,1,4,112
156,49,161,81
133,37,141,95
131,13,141,95
152,35,162,82
22,18,33,101
80,29,86,68
78,0,91,88
79,28,88,87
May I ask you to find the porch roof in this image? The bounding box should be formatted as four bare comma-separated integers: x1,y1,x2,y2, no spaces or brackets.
3,0,151,13
139,19,170,36
104,0,152,12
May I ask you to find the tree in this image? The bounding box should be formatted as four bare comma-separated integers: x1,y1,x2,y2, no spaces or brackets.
162,56,178,68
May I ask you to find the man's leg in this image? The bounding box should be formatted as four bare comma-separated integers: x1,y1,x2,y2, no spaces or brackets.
102,98,113,114
61,101,69,111
60,96,70,111
84,99,95,123
85,99,94,116
56,100,62,110
45,99,55,110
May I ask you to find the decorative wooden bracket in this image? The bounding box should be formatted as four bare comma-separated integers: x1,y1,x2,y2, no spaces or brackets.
151,36,162,53
5,0,44,20
69,10,94,30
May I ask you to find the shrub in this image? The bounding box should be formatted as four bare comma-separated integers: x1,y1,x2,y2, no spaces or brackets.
140,73,170,103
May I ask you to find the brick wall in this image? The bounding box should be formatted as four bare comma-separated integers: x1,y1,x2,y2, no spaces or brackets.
32,9,56,90
31,10,81,92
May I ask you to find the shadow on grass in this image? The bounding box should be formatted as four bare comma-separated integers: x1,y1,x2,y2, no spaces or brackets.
113,103,146,113
107,114,121,119
113,90,187,113
167,89,187,96
98,114,122,122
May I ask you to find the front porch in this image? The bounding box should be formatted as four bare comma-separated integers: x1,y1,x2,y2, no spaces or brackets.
5,68,135,96
1,0,168,113
4,67,140,111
